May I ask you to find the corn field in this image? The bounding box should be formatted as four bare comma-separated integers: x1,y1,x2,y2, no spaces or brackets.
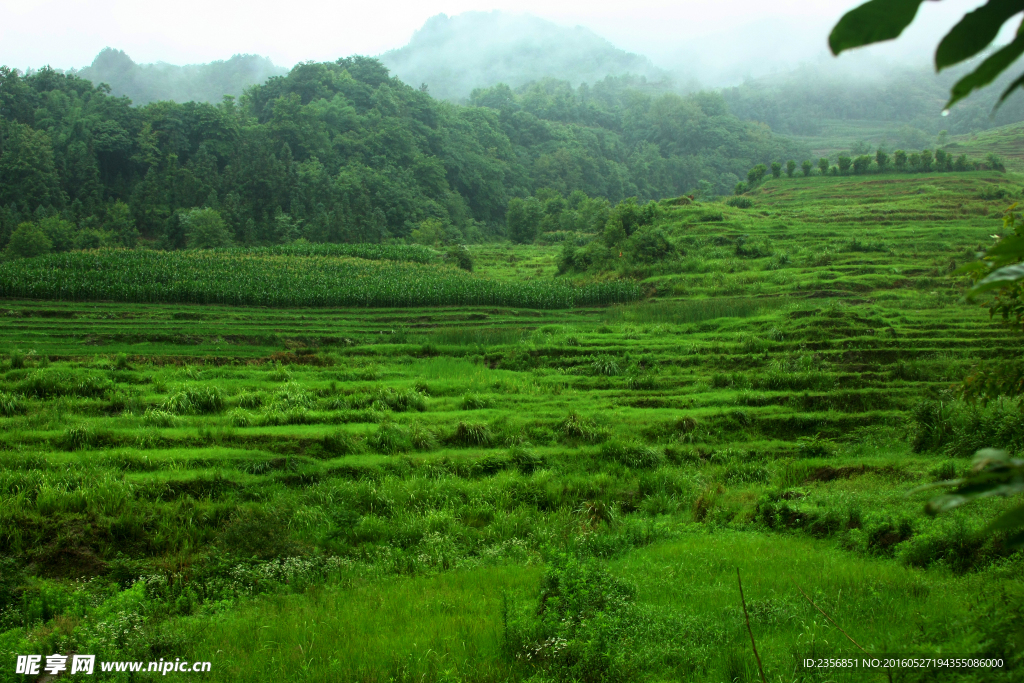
0,250,641,309
239,243,440,263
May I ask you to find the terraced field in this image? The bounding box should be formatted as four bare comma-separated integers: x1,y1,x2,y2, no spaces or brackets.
1,172,1022,682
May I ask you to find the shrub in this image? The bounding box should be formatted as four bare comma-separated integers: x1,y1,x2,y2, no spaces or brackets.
446,245,474,271
322,430,363,456
725,196,753,209
58,424,110,451
785,160,797,177
0,391,24,416
448,421,493,447
369,421,412,454
899,515,993,573
509,444,545,473
410,423,439,450
5,222,52,259
591,355,621,376
502,554,640,682
558,412,607,444
624,226,676,264
181,208,232,249
796,435,835,458
143,408,178,427
801,160,813,176
372,387,426,412
600,440,664,469
161,385,225,415
461,393,490,410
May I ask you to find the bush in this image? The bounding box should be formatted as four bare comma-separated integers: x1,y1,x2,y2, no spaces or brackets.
503,554,640,682
161,385,225,415
624,226,676,264
591,355,621,376
0,391,25,416
600,440,664,469
181,208,232,249
446,245,474,271
369,421,412,454
558,412,607,444
5,222,52,259
725,196,753,209
461,393,491,410
447,421,493,447
322,430,363,456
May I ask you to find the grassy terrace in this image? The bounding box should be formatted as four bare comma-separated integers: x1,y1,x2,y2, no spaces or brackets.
1,172,1022,681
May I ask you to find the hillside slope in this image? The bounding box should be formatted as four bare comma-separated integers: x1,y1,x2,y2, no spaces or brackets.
380,12,670,102
75,48,287,105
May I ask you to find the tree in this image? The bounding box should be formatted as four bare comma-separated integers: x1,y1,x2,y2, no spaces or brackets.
785,160,797,178
506,197,542,244
894,149,907,172
0,124,63,211
181,208,233,249
734,182,747,195
837,156,852,174
818,157,829,175
4,222,52,259
747,164,767,186
770,162,782,179
852,155,872,174
801,160,812,177
920,149,934,172
875,149,889,171
107,201,139,248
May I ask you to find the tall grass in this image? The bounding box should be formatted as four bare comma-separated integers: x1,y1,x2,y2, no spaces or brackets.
604,297,787,325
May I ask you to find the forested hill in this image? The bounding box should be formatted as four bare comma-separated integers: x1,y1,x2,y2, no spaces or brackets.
75,48,287,106
723,63,1024,153
381,12,668,102
0,58,805,251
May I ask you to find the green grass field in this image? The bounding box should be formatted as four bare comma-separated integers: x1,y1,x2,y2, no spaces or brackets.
1,172,1022,682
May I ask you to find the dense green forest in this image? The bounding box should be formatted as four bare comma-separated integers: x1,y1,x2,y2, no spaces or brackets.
0,58,803,251
75,48,287,107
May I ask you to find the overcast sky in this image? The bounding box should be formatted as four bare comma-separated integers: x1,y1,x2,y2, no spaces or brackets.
0,0,1002,79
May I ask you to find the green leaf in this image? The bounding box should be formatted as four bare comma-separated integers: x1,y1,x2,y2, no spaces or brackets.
983,234,1024,260
984,503,1024,533
829,0,929,55
948,30,1024,108
998,70,1024,105
969,262,1024,296
1004,529,1024,549
936,0,1024,70
953,261,990,277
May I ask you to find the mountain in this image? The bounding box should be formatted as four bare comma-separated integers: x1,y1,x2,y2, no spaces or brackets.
380,12,671,102
75,48,287,105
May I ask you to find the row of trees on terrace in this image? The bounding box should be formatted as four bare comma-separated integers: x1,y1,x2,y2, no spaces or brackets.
736,148,998,194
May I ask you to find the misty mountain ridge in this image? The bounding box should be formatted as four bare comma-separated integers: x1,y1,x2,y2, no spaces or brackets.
74,48,287,106
380,12,672,102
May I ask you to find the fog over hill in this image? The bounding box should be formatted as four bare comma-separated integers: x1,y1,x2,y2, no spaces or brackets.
74,48,287,105
379,12,672,102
